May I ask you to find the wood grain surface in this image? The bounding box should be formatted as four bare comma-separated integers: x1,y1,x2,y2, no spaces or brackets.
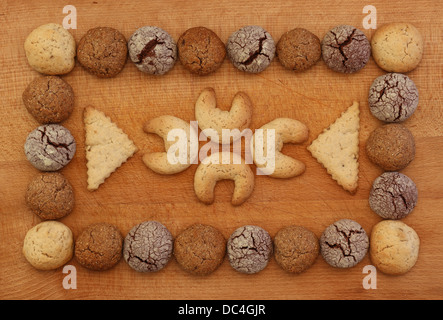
1,0,442,300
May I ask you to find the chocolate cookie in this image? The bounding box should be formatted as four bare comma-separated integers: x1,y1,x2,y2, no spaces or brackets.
22,76,74,124
24,124,76,171
369,172,418,220
178,27,226,75
226,25,275,73
366,123,415,171
276,28,321,72
320,219,369,268
369,73,419,123
274,225,319,274
227,225,273,274
123,221,173,273
321,25,371,73
75,222,123,271
174,224,226,276
25,172,74,220
128,26,177,75
77,27,128,78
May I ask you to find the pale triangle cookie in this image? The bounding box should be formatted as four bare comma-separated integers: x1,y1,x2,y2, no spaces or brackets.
84,106,138,191
307,102,360,194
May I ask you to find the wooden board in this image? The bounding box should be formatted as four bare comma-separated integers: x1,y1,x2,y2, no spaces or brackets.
1,0,443,300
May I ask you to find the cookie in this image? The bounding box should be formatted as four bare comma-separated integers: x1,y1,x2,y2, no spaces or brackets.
83,106,138,190
371,22,424,73
274,225,319,274
24,124,76,171
365,123,415,171
307,102,360,193
226,25,275,73
369,172,418,220
227,225,273,274
123,221,173,273
25,172,74,220
368,73,419,123
24,23,76,75
128,26,177,75
320,219,369,268
321,25,371,73
178,27,226,75
23,221,74,270
174,224,226,276
77,27,128,78
370,220,420,275
276,28,321,72
22,76,74,124
75,222,123,271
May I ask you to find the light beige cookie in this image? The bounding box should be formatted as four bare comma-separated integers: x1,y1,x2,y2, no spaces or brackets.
371,23,424,73
24,23,76,75
252,118,309,178
370,220,420,275
23,221,74,270
307,102,360,194
84,106,138,191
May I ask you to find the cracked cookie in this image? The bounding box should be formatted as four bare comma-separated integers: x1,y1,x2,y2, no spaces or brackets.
24,124,76,171
178,27,226,75
75,222,123,271
128,26,177,75
22,76,74,124
226,25,275,73
77,27,128,78
227,225,273,274
321,25,371,73
320,219,369,268
174,224,226,276
25,172,74,220
123,221,173,273
368,73,419,123
369,172,418,220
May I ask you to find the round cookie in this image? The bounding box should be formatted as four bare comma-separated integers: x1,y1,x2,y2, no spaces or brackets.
274,225,319,274
276,28,321,72
75,222,123,271
23,221,74,270
370,220,420,275
24,23,76,75
128,26,177,75
77,27,128,78
22,76,74,124
123,221,173,273
177,26,226,75
226,25,275,73
227,225,273,274
371,22,423,73
368,73,419,123
24,124,76,171
365,123,415,171
321,25,371,73
174,223,226,276
369,172,418,220
25,172,74,220
320,219,369,268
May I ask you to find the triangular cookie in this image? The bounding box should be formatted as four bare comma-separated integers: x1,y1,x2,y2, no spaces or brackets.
84,106,138,191
307,102,360,194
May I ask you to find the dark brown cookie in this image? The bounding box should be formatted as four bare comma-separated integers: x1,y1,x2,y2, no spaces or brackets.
77,27,128,78
276,28,321,72
178,27,226,75
25,172,74,220
75,222,123,271
174,224,226,276
366,123,415,171
22,76,74,124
